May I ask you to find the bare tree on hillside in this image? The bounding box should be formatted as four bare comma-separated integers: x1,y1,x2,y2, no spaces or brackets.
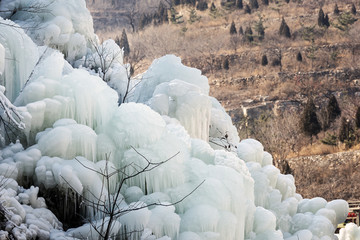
196,37,227,74
246,110,306,162
124,1,138,32
229,35,241,53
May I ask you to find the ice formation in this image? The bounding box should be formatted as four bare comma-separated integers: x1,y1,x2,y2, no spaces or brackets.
0,18,39,102
338,223,360,240
0,0,96,64
0,173,62,240
0,0,350,239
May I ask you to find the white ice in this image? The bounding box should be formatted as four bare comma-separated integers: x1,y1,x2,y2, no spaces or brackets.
0,1,351,240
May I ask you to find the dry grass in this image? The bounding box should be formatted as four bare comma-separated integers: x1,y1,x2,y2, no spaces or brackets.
290,151,360,201
297,142,341,156
94,0,360,87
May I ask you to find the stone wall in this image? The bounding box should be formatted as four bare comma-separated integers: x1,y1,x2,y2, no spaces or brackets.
288,150,360,172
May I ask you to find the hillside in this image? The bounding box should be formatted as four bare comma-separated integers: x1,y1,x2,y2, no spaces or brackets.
86,0,164,33
86,0,360,119
85,0,360,201
287,150,360,201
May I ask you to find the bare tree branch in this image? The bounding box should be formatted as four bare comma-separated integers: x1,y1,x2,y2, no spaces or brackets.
62,147,203,240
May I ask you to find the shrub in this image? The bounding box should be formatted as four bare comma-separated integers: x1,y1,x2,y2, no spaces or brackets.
230,21,237,34
326,95,341,125
223,57,230,70
271,58,281,66
236,0,243,9
196,1,208,10
261,54,268,66
355,106,360,128
338,117,356,148
300,98,322,139
334,3,340,15
244,4,251,14
352,3,357,15
318,8,325,27
239,26,244,35
244,26,254,42
249,0,259,9
279,17,291,38
296,51,303,62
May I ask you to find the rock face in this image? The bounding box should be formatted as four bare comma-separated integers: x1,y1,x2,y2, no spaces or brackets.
85,0,163,32
287,150,360,201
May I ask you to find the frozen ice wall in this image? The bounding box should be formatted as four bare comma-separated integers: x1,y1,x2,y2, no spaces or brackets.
12,50,118,144
140,55,238,144
133,55,209,103
0,2,350,240
338,223,360,240
0,0,97,64
0,18,39,102
237,139,349,240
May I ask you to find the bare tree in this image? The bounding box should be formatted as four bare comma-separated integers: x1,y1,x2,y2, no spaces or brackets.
121,46,145,104
63,149,204,240
245,110,307,163
0,1,54,18
124,1,138,33
229,35,241,53
0,88,25,147
87,40,122,82
196,37,226,74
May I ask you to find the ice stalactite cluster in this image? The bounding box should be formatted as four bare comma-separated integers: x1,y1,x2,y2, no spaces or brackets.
338,223,360,240
0,143,62,240
238,139,349,240
0,0,352,239
0,0,97,64
0,19,39,102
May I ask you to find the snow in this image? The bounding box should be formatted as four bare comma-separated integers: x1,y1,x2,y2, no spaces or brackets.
0,1,351,239
87,39,124,80
0,18,39,102
147,204,180,239
178,231,202,240
0,0,96,64
120,202,152,239
36,120,97,161
0,44,5,75
140,192,172,210
253,207,277,234
237,139,265,165
125,186,144,204
66,217,122,239
191,139,215,164
180,204,219,233
133,55,209,103
103,102,166,149
338,223,360,240
15,60,118,144
0,177,62,240
325,199,349,225
149,79,212,141
298,197,328,214
209,97,240,149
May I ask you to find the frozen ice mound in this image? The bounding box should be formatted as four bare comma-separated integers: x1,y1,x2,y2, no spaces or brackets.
0,2,351,239
0,0,96,63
